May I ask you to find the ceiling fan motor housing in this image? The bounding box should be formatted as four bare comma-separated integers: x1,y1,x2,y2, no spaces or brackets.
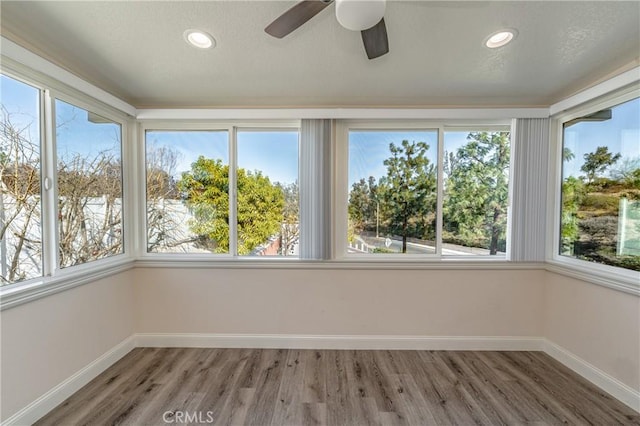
335,0,386,31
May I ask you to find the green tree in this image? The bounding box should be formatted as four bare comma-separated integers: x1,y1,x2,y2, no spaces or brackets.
580,146,621,184
348,176,378,234
178,156,284,255
379,140,436,253
443,132,510,255
560,176,586,254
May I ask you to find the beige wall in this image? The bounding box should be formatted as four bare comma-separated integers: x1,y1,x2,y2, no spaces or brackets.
0,270,134,422
3,266,639,421
544,271,640,391
133,267,545,336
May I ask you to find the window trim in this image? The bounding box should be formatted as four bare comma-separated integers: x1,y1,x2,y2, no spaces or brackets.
335,119,513,261
548,85,640,290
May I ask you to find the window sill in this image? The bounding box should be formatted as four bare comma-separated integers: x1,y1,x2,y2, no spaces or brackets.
0,257,135,311
135,256,541,270
545,258,640,297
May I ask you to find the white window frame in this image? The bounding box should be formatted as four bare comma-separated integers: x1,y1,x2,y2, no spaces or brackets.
137,120,301,260
0,64,132,304
548,85,640,292
334,119,513,261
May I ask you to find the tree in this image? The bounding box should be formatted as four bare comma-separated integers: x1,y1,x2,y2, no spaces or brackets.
348,176,378,234
178,157,284,255
379,140,436,253
57,152,123,267
277,181,299,256
443,132,510,255
146,146,191,252
560,176,586,254
0,106,41,284
610,157,640,189
581,146,621,184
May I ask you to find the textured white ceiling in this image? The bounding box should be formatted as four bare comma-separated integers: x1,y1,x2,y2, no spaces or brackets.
1,1,638,108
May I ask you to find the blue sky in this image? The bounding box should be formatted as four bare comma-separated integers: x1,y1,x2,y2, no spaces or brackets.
348,130,486,187
563,97,639,178
0,75,40,143
146,130,299,185
56,99,121,162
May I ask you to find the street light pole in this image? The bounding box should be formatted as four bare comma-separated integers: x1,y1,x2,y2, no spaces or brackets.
376,200,379,239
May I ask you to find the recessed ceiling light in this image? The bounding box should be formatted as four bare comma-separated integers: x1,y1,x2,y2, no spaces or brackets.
184,29,215,49
485,29,517,48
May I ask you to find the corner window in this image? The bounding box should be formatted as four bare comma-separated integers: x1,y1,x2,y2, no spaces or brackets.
0,75,43,285
560,96,640,272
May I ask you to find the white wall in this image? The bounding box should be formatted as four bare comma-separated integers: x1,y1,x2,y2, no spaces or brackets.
0,270,134,422
133,267,545,337
545,271,640,391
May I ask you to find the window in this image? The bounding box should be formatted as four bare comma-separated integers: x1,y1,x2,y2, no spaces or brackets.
0,72,127,288
237,130,299,256
145,128,299,257
146,130,229,253
443,130,510,256
347,129,438,254
55,99,123,267
341,123,512,258
560,96,640,272
0,75,43,285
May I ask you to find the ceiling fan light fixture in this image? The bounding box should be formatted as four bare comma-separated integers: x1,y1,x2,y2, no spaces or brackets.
485,29,517,48
335,0,386,31
184,29,215,49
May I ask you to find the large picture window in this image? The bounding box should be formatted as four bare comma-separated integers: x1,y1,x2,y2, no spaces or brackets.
145,128,299,257
343,125,511,258
0,75,43,285
560,96,640,272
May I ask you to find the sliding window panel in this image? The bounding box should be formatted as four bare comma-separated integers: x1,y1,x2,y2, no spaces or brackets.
145,130,230,254
560,96,640,272
0,74,43,284
347,130,438,255
55,99,124,268
442,130,511,256
236,130,299,256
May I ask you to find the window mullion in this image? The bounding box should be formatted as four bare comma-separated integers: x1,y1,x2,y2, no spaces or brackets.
436,126,444,256
41,90,58,277
229,126,238,257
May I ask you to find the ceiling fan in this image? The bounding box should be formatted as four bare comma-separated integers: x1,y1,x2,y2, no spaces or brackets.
265,0,389,60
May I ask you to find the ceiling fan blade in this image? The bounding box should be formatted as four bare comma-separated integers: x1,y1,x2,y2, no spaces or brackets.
265,0,333,39
361,18,389,60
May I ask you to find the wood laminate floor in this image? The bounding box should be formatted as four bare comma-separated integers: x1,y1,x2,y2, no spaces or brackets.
37,348,639,426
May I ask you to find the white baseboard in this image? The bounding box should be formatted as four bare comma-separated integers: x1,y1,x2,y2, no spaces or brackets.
134,333,545,351
543,339,640,413
2,335,136,426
